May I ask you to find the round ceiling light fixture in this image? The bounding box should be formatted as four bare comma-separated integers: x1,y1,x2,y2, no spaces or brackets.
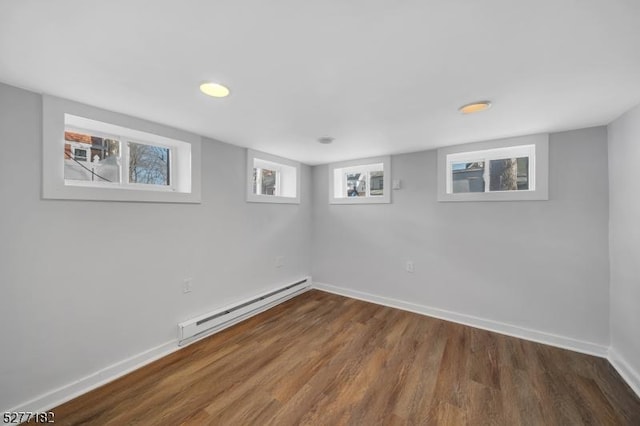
200,82,230,98
459,100,492,114
317,136,335,144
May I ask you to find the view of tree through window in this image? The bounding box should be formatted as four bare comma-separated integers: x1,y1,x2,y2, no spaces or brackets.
330,158,389,204
452,157,529,193
346,173,366,197
441,142,544,201
344,170,384,197
128,142,170,186
490,157,529,191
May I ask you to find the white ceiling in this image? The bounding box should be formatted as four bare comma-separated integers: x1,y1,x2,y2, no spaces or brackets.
1,0,639,165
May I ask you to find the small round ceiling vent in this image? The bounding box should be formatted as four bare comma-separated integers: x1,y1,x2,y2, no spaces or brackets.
317,136,335,144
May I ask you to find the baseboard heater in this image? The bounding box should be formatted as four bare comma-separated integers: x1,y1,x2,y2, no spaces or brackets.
178,277,310,345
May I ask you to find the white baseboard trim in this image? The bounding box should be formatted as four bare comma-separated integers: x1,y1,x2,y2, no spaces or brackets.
313,282,609,358
7,278,313,417
7,339,180,417
608,347,640,398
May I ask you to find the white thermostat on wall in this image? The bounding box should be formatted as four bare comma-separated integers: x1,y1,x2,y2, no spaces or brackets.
392,179,401,190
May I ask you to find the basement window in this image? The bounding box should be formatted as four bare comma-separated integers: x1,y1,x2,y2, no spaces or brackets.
43,95,201,203
63,115,180,191
329,156,391,204
437,134,549,202
246,149,300,204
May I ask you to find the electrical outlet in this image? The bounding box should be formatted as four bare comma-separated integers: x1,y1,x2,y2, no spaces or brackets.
183,278,193,293
405,261,414,273
275,256,284,268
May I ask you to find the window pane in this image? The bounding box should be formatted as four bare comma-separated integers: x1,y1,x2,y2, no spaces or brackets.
452,162,485,193
252,168,258,194
261,169,276,195
128,142,170,186
74,149,87,161
346,172,366,197
516,157,529,190
489,157,528,191
370,171,384,196
64,131,121,183
253,168,277,195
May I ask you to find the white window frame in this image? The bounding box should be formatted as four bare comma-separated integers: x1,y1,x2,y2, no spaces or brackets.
437,134,549,202
43,95,201,203
329,156,391,204
246,149,300,204
64,121,176,192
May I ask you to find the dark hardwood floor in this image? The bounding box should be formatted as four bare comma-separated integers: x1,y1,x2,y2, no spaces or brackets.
48,290,640,425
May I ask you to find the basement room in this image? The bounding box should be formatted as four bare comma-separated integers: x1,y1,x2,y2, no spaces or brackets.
1,1,639,424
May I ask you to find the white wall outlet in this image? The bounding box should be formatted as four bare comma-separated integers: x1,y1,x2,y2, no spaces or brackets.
405,261,414,273
275,256,284,268
393,179,401,190
183,278,193,293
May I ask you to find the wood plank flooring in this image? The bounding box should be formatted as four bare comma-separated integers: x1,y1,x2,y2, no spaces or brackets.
48,290,640,425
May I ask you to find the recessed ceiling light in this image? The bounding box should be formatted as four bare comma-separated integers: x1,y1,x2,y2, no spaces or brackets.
459,101,492,114
317,136,335,144
200,82,230,98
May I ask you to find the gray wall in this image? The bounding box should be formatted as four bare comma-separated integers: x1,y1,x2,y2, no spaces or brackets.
312,127,610,346
0,83,312,410
608,104,640,385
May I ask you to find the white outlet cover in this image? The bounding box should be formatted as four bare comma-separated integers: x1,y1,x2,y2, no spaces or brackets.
405,261,414,273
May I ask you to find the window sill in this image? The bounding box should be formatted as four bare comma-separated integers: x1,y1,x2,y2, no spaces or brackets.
329,196,390,205
246,194,300,204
